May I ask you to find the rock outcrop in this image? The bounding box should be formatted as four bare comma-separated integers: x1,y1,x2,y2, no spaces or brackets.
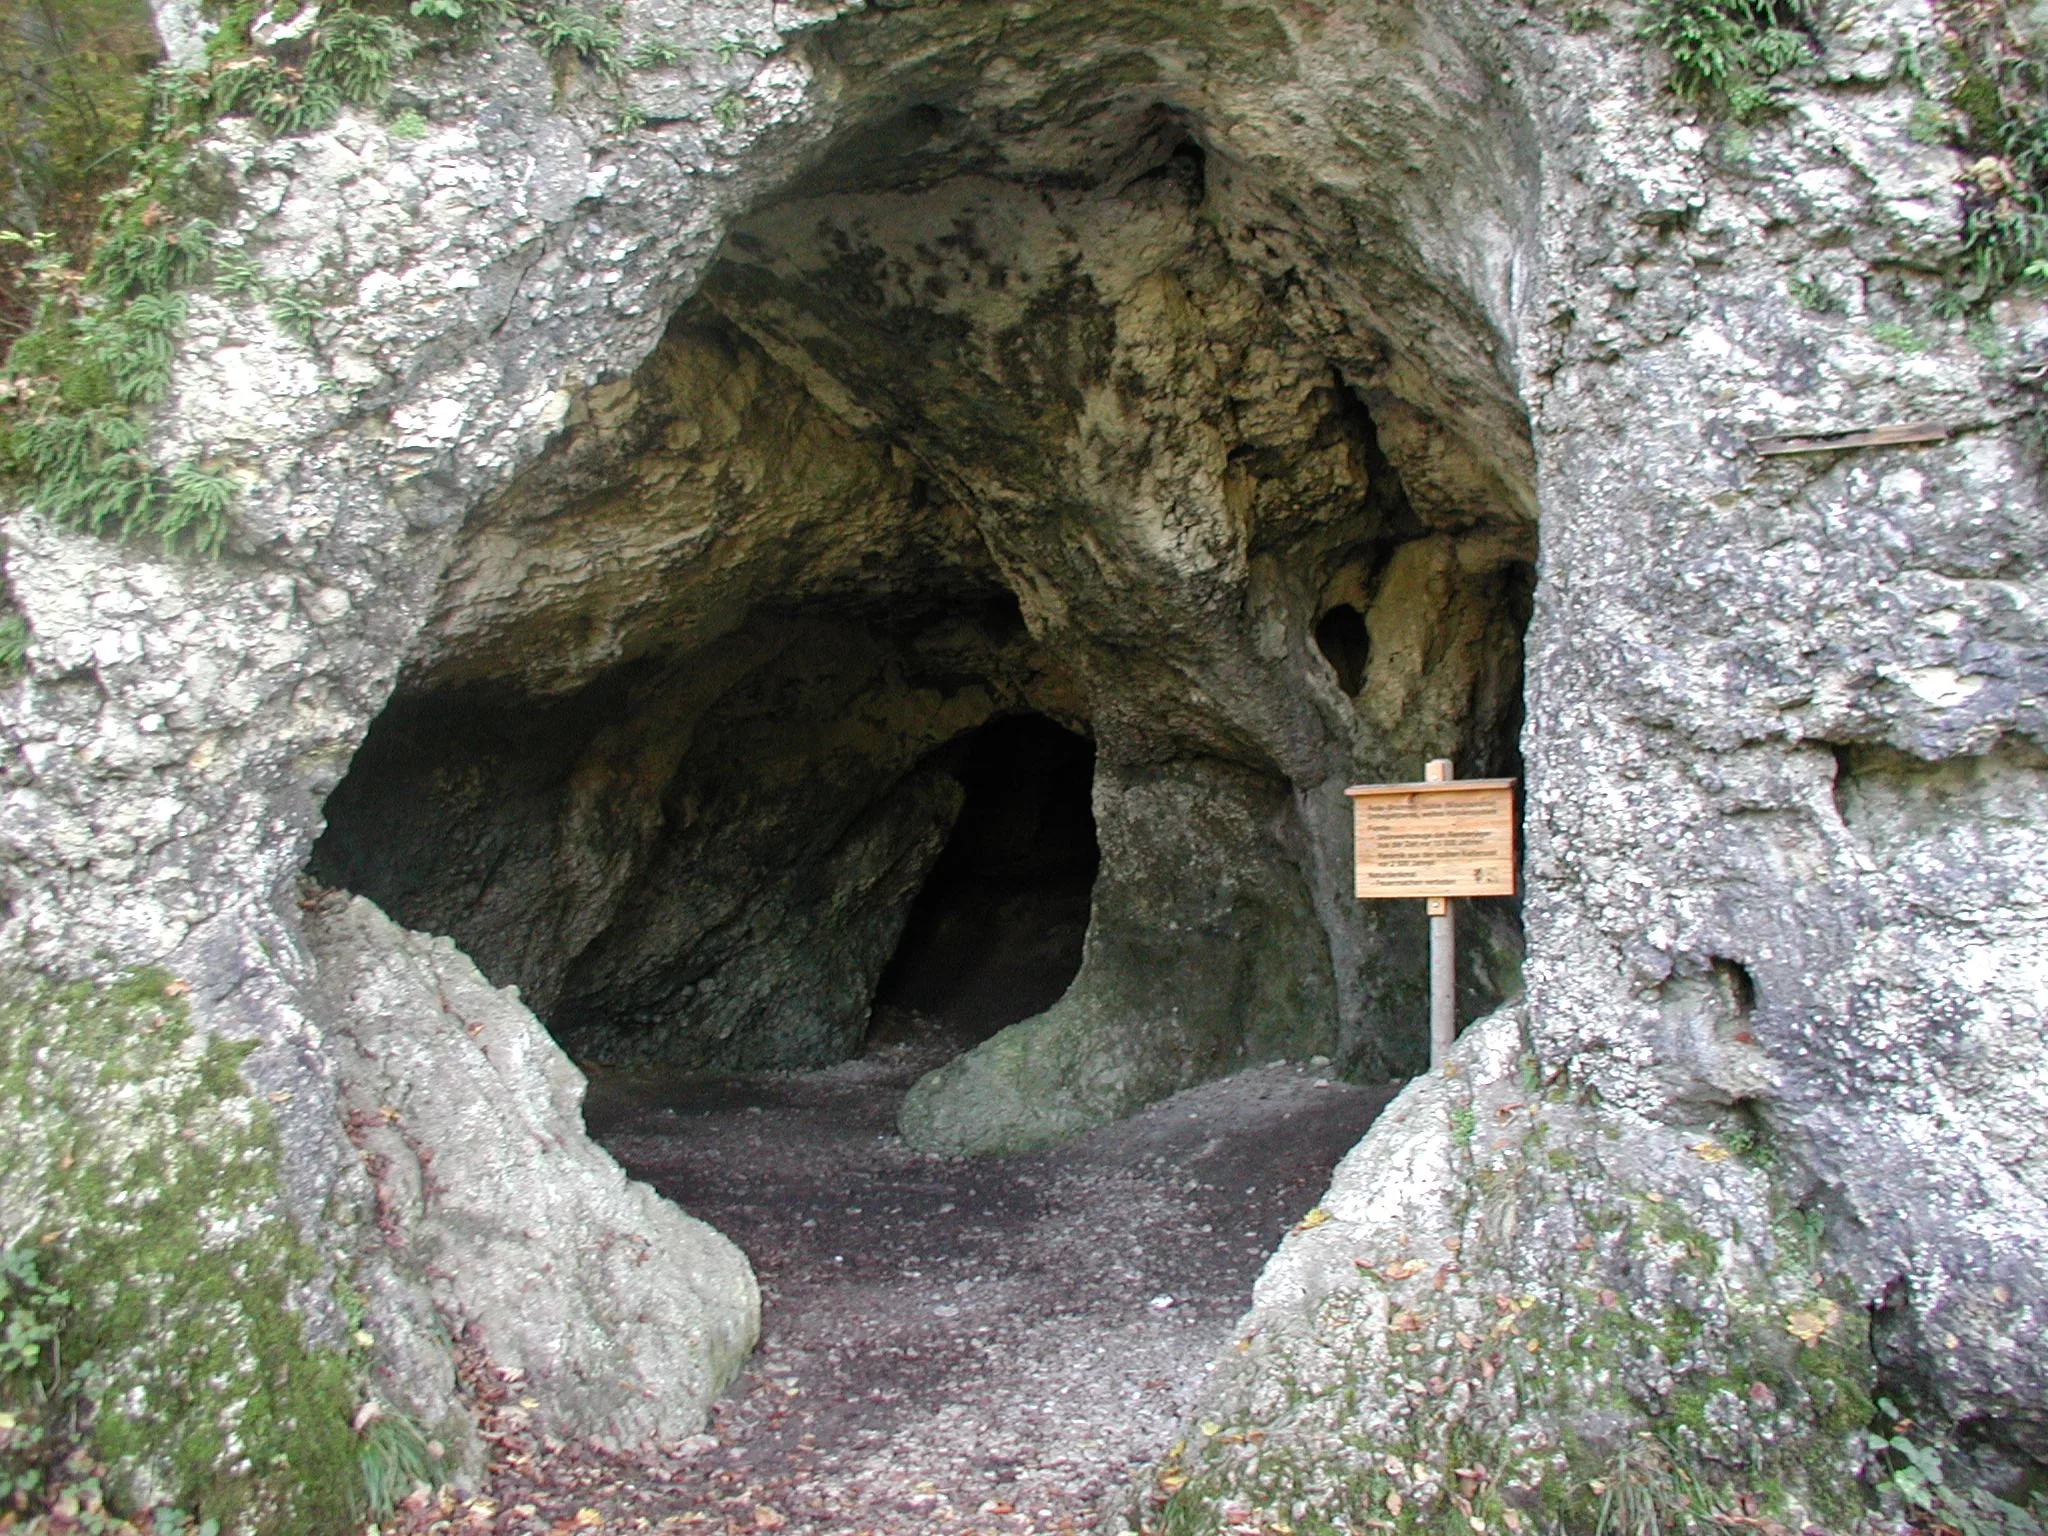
308,894,758,1456
1159,1009,1876,1532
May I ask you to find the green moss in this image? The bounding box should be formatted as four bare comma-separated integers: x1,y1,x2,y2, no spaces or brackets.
1166,1108,1876,1536
0,968,360,1532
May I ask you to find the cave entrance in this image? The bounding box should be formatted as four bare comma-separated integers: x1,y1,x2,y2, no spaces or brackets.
309,12,1540,1150
867,713,1099,1050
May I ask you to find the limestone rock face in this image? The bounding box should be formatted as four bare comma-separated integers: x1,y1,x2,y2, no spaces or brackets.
1165,1010,1876,1531
0,0,2039,1515
307,895,757,1450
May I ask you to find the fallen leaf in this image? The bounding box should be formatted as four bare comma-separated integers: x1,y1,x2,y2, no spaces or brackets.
1387,1490,1404,1517
1785,1298,1840,1347
1390,1310,1426,1332
1380,1259,1425,1281
752,1507,784,1530
1691,1139,1731,1163
1293,1207,1332,1233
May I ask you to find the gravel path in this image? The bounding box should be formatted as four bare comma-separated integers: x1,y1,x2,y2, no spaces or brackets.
415,1032,1396,1536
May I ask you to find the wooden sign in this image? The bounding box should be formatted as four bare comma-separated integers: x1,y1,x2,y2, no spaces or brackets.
1345,778,1516,900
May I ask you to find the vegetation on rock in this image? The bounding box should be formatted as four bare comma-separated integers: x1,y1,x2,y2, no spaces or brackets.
0,969,362,1533
1638,0,1815,119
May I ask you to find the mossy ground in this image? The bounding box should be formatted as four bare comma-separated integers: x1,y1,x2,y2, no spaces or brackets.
0,969,361,1533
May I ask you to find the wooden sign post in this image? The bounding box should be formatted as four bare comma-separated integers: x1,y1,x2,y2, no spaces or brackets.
1346,760,1516,1071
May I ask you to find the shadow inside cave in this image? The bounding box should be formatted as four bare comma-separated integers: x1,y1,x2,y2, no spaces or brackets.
865,713,1100,1054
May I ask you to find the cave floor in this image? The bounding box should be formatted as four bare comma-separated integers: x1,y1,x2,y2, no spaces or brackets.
434,1024,1396,1536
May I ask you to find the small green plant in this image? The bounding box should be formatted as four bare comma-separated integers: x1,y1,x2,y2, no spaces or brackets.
1868,320,1928,352
407,0,516,31
356,1406,438,1517
1718,1123,1777,1168
1638,0,1814,119
1787,271,1844,313
0,1242,70,1504
270,287,325,344
532,5,620,68
0,607,28,673
1448,1104,1476,1144
207,246,269,301
712,91,747,130
387,106,430,141
1907,98,1953,146
156,464,236,557
628,37,682,68
1564,5,1610,31
211,9,418,135
711,33,769,65
1868,1400,2048,1536
1589,1433,1718,1536
1783,1204,1826,1273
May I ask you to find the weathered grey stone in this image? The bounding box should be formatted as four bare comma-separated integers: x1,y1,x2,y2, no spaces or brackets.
307,894,757,1449
1156,1009,1876,1532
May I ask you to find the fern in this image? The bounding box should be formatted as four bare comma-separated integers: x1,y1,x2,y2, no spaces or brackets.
91,215,215,302
531,6,620,68
311,10,418,105
154,462,234,556
1,412,229,554
1639,0,1813,118
208,246,270,300
270,288,324,344
210,10,415,135
627,38,681,68
3,407,155,538
711,34,768,65
72,292,186,405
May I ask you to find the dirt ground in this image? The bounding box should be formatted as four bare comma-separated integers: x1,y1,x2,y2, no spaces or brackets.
408,1019,1397,1536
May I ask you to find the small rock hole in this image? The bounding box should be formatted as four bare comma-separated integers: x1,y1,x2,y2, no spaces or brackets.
1712,956,1757,1017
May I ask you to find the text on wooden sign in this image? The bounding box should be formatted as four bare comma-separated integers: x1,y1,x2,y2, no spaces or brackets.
1345,779,1516,899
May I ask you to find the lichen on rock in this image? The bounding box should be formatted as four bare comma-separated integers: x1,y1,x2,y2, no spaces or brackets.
0,968,358,1532
1155,1011,1874,1534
